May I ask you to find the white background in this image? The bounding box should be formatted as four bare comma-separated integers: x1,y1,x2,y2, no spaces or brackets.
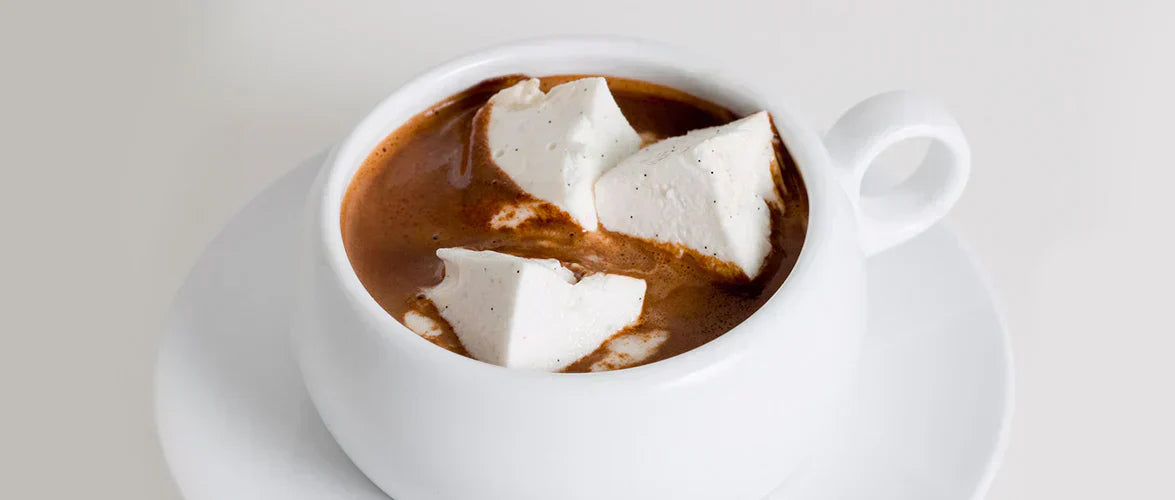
2,0,1173,498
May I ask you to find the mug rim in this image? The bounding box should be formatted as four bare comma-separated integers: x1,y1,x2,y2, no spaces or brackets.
315,35,838,382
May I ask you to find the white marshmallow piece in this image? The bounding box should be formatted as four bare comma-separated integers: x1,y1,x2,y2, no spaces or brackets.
595,111,780,278
486,78,642,229
588,329,670,372
424,248,646,371
402,310,444,340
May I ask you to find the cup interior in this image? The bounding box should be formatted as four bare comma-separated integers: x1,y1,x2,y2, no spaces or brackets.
317,36,831,378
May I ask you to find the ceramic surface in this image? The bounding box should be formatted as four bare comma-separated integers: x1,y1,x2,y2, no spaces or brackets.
156,154,1007,500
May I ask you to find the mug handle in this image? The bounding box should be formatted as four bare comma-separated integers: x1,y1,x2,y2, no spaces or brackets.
823,90,971,256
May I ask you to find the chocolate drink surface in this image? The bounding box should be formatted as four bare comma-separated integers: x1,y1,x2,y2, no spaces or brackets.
341,75,808,372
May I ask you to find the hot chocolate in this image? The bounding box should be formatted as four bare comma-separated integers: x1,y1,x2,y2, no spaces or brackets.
340,75,808,372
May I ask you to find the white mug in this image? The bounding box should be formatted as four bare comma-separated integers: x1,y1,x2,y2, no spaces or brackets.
292,36,969,500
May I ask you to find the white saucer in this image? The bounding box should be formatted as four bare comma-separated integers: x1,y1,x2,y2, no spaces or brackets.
155,154,1012,500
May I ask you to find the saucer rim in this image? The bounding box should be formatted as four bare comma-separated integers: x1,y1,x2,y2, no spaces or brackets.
941,222,1015,500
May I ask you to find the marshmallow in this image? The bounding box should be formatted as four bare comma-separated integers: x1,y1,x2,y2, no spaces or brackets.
588,329,669,372
486,78,642,229
425,248,646,371
403,310,443,340
595,112,779,278
489,200,543,230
